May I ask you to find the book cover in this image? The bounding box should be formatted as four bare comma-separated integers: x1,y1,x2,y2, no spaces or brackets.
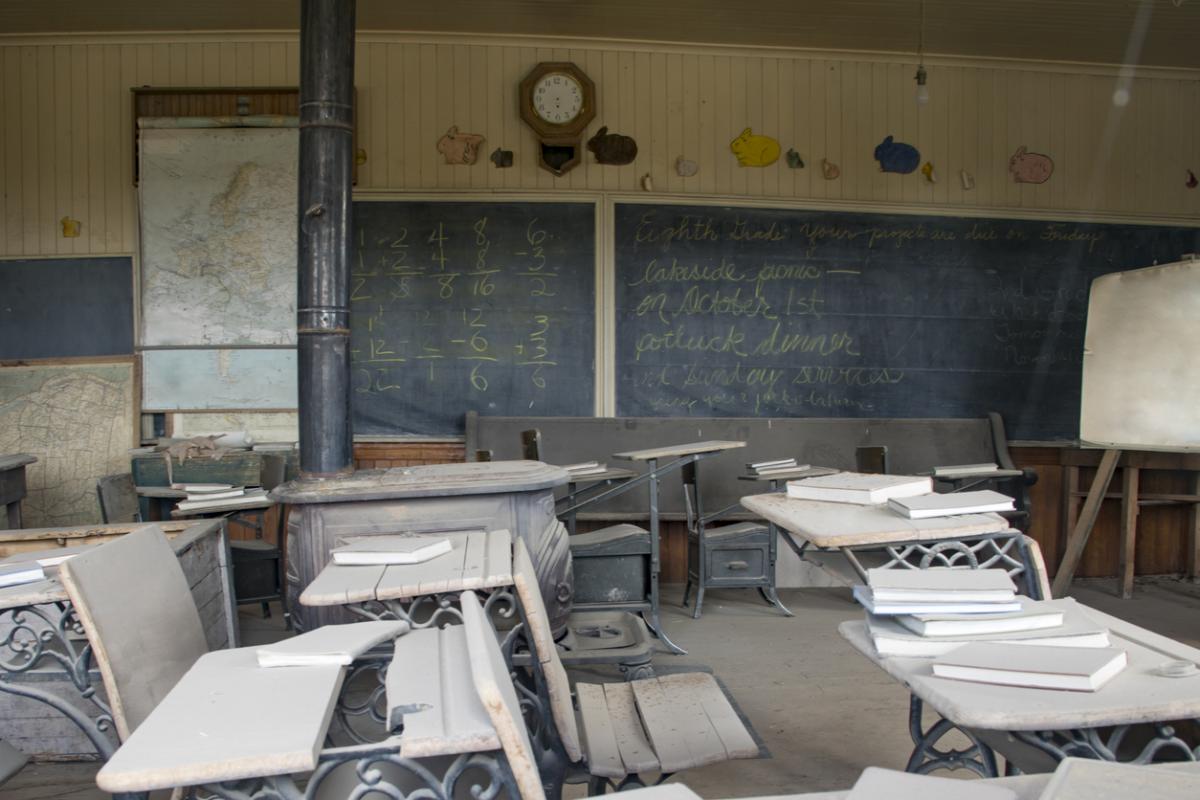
786,472,932,504
853,585,1022,616
748,458,797,470
185,487,246,502
847,766,1017,800
176,488,267,512
888,490,1015,519
931,463,1000,477
931,642,1127,691
895,596,1066,637
256,620,409,667
867,609,1110,658
330,535,454,566
0,561,45,588
867,567,1017,603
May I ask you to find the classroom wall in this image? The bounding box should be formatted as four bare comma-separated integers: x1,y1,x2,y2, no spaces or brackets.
3,31,1200,260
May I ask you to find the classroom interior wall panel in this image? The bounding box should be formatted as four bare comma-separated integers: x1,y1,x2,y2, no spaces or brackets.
2,36,1199,259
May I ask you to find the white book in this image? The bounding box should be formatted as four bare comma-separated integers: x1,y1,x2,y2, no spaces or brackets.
563,463,608,476
786,472,932,504
562,461,600,471
176,488,268,512
853,585,1021,616
847,766,1017,800
1037,759,1200,800
754,463,811,475
0,561,45,588
171,483,235,493
867,612,1111,658
896,596,1066,637
256,620,409,667
867,567,1017,603
748,458,797,470
932,642,1127,691
186,487,245,502
331,535,454,566
932,463,1000,477
888,491,1015,519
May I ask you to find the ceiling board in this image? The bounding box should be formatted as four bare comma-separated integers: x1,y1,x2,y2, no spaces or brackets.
1,0,1198,70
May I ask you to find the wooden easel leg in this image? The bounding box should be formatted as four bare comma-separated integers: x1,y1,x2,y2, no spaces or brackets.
1051,449,1121,598
1118,467,1139,599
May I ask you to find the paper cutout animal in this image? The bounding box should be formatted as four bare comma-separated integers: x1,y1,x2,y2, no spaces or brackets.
874,136,920,174
588,127,638,165
675,157,699,177
490,147,513,168
1009,146,1053,184
821,158,840,180
921,162,937,183
960,170,976,190
786,149,804,169
437,126,485,165
1187,169,1198,189
729,128,780,167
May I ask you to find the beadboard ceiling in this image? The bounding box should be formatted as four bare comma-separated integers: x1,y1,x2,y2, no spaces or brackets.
2,0,1199,70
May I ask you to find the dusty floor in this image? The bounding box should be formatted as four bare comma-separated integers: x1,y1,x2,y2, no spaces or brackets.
3,577,1198,799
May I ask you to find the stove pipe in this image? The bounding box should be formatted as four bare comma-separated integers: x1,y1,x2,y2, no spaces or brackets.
297,0,356,478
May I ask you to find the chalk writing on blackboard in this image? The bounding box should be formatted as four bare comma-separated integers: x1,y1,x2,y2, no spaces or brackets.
349,201,595,436
615,204,1200,440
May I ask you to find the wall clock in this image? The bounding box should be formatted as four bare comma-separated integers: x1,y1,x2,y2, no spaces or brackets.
519,62,596,176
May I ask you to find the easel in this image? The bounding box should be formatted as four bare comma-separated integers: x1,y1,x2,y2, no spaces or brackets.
1051,448,1200,599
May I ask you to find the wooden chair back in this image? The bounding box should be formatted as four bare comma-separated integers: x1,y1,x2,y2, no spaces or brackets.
459,590,547,800
58,524,209,741
96,473,141,523
520,429,543,462
511,539,582,763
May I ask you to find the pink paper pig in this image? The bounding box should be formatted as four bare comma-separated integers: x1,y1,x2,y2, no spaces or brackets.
1009,146,1053,184
437,126,485,165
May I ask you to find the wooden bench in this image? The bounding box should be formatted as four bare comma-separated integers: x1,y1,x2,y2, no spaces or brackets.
509,539,760,793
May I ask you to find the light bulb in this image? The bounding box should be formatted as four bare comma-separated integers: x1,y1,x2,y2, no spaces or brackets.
914,65,929,105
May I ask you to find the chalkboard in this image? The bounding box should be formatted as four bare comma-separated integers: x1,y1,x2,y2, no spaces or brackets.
0,258,133,359
615,203,1200,441
351,201,596,436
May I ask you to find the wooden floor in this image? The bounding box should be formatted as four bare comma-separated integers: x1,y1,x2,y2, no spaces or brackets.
3,577,1199,799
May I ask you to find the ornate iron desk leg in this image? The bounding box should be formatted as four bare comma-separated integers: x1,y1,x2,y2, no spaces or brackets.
906,696,999,777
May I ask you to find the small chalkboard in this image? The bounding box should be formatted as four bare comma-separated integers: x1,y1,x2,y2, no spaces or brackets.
350,200,596,436
0,258,134,360
614,203,1200,441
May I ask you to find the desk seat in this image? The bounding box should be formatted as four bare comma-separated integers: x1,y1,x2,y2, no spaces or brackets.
571,524,651,608
570,523,650,553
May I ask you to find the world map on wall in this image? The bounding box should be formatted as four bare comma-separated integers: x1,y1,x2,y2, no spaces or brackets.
0,362,134,527
139,126,298,347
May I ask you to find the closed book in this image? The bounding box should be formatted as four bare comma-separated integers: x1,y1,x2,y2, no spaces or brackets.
186,487,245,502
786,472,932,504
256,620,409,667
867,567,1017,603
846,766,1017,800
748,458,797,470
896,596,1065,637
176,488,267,512
171,483,235,493
1037,759,1200,800
0,561,45,588
866,611,1110,658
754,463,811,475
932,463,999,477
853,585,1021,616
888,490,1015,519
331,535,454,566
931,642,1127,691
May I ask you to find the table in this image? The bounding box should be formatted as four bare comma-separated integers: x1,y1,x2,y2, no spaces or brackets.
0,455,36,530
300,528,516,628
840,601,1200,776
739,493,1032,590
559,440,745,653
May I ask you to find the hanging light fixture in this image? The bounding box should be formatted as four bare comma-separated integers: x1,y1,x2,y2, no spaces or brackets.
914,0,929,105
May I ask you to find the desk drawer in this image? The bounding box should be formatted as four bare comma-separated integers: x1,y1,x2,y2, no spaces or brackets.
709,547,766,581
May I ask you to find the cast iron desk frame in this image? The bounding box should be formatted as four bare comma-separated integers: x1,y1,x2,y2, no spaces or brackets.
557,440,747,655
556,467,638,535
840,603,1200,778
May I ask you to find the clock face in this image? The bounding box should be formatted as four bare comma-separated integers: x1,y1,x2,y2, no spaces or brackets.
532,73,584,125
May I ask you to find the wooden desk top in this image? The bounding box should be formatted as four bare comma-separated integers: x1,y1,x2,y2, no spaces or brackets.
740,493,1010,548
565,467,639,484
0,454,36,472
96,647,346,793
840,599,1200,731
612,440,746,461
300,528,514,607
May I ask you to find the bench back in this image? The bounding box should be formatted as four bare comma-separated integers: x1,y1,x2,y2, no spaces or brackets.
459,590,546,800
59,524,209,741
512,539,583,763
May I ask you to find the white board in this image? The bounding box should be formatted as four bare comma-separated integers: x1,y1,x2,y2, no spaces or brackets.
139,126,298,347
142,349,297,410
1080,258,1200,452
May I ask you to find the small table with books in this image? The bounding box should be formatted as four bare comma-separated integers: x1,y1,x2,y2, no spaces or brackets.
841,597,1200,776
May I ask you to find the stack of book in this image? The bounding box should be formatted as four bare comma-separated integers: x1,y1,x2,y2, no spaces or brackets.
174,484,268,513
0,546,89,588
747,458,810,476
561,461,608,478
787,472,931,504
856,568,1127,692
887,489,1015,519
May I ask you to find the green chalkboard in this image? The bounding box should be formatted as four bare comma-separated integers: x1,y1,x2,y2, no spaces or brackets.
350,200,596,436
614,203,1199,441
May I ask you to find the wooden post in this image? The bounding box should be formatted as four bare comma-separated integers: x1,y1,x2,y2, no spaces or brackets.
1189,471,1200,580
1051,449,1121,598
1118,466,1140,599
